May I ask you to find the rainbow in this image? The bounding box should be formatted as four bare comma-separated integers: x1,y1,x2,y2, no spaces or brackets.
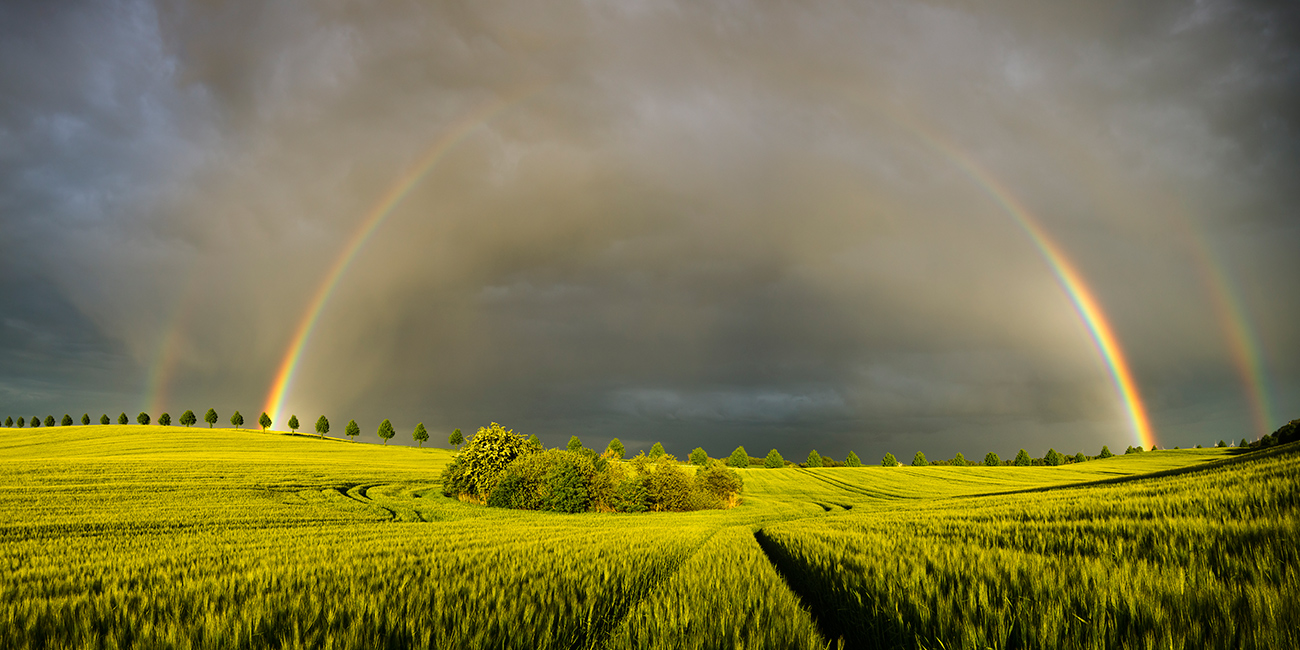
899,124,1157,449
262,88,541,425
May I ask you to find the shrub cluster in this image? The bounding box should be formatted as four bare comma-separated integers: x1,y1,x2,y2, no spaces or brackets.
441,424,743,513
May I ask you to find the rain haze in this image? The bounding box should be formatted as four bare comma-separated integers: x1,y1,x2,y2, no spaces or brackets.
2,0,1297,461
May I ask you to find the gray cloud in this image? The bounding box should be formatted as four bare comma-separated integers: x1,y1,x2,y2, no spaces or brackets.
2,0,1296,458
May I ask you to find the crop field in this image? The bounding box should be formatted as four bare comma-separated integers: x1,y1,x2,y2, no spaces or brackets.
1,425,1296,649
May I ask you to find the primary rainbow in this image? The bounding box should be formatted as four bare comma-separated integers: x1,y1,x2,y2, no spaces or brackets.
262,89,538,425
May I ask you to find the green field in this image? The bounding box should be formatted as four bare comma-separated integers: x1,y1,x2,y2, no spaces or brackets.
1,425,1295,649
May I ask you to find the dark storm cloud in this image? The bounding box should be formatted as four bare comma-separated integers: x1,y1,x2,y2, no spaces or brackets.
2,0,1296,457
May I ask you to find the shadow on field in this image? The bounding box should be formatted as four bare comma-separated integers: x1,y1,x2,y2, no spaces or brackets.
753,529,861,650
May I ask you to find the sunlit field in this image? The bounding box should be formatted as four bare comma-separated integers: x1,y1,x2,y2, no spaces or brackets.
1,425,1295,649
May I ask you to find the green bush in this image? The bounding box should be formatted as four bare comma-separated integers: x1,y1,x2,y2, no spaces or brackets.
543,462,589,513
912,452,927,467
689,447,709,466
1099,445,1113,458
648,456,694,512
1073,452,1086,463
1045,449,1064,466
1014,449,1031,466
764,449,785,468
606,438,625,459
845,451,861,467
728,446,750,468
611,477,649,512
807,450,824,467
695,462,743,508
648,442,665,459
442,423,535,499
952,452,966,466
882,452,898,467
567,436,583,452
984,452,1000,466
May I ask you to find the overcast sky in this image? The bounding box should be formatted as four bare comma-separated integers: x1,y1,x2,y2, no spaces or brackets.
2,0,1296,459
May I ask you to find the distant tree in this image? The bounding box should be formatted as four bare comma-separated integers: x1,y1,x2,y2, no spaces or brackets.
689,447,709,466
204,409,218,428
882,452,899,467
43,416,53,427
180,410,196,427
1217,440,1227,448
728,446,750,468
952,452,967,466
346,419,360,441
648,442,665,459
984,452,1000,466
567,436,583,452
61,414,73,426
377,419,395,445
118,413,129,425
259,412,272,431
315,415,329,438
1073,452,1086,463
764,449,785,468
137,412,150,425
606,438,626,459
413,422,428,447
1044,448,1064,466
807,450,824,467
845,451,862,467
1239,438,1248,448
30,416,40,428
16,417,24,428
526,434,541,449
230,411,243,429
100,414,111,425
1099,445,1113,458
3,417,11,427
80,414,90,426
912,451,927,467
1014,449,1031,466
159,412,171,426
288,415,299,433
1195,444,1203,449
449,428,464,448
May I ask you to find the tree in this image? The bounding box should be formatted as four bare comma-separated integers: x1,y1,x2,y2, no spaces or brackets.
204,409,218,428
413,422,428,447
648,442,665,459
315,415,329,438
3,417,10,427
1099,445,1113,458
1044,448,1064,466
1217,440,1227,448
230,411,244,429
159,412,171,426
764,449,785,468
1239,438,1248,448
259,412,272,431
807,450,824,467
845,451,862,467
43,416,53,427
952,452,967,466
984,452,1000,466
81,413,90,426
912,451,927,467
180,410,196,427
728,446,750,468
345,419,360,441
378,419,395,445
16,417,24,428
1014,449,1031,466
526,434,541,449
100,414,110,425
1073,452,1086,463
31,416,40,428
689,447,709,466
606,438,625,459
449,428,464,448
882,452,899,467
116,413,127,425
567,436,583,452
137,412,150,425
288,415,299,433
61,414,73,426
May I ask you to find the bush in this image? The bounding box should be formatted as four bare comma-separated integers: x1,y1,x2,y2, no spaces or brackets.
952,452,967,466
648,456,694,512
1099,445,1113,458
1014,449,1031,466
542,462,589,513
567,436,583,452
984,452,1000,466
648,442,665,459
764,449,785,468
1044,449,1064,466
611,477,649,513
606,438,625,459
695,462,743,508
728,446,750,468
912,452,927,467
882,452,899,467
807,450,824,467
1073,452,1086,463
443,423,535,499
689,447,709,466
845,451,862,467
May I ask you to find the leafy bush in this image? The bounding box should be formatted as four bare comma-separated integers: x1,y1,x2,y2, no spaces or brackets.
611,477,649,512
807,451,824,467
1044,449,1064,466
952,452,966,466
606,438,625,459
882,452,899,467
543,462,590,513
648,442,665,459
1073,452,1086,463
1099,445,1113,458
695,462,743,508
912,452,927,467
728,446,750,468
845,451,861,467
648,455,695,511
764,449,785,468
1014,449,1031,466
689,447,709,466
984,452,1000,466
567,436,583,452
442,423,534,499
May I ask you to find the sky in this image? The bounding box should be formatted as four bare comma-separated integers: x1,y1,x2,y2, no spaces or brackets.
1,0,1297,461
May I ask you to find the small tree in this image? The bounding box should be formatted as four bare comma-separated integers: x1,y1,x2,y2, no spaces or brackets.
1239,438,1248,448
117,413,128,425
378,419,395,445
648,442,665,459
43,416,54,427
100,414,110,425
912,451,927,466
1014,449,1031,466
315,415,329,438
845,451,862,467
230,411,244,429
413,422,428,447
606,438,625,459
61,414,73,426
1044,448,1063,466
1073,452,1086,463
449,428,464,448
728,446,750,468
159,412,171,426
952,452,967,466
689,447,709,466
984,452,1000,466
16,417,24,428
1216,440,1227,448
1099,445,1113,458
345,419,360,441
3,417,11,427
259,412,272,431
567,436,583,452
180,410,196,427
807,450,824,467
137,412,150,425
204,409,218,428
882,452,899,467
764,449,785,468
81,414,90,426
526,434,541,449
31,416,40,428
288,415,299,433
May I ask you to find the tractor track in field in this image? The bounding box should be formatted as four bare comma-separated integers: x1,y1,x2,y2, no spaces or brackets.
336,483,398,521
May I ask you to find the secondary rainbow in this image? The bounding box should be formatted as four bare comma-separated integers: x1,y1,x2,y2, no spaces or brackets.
263,89,539,425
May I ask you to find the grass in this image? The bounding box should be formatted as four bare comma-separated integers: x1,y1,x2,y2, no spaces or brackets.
0,424,1294,648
